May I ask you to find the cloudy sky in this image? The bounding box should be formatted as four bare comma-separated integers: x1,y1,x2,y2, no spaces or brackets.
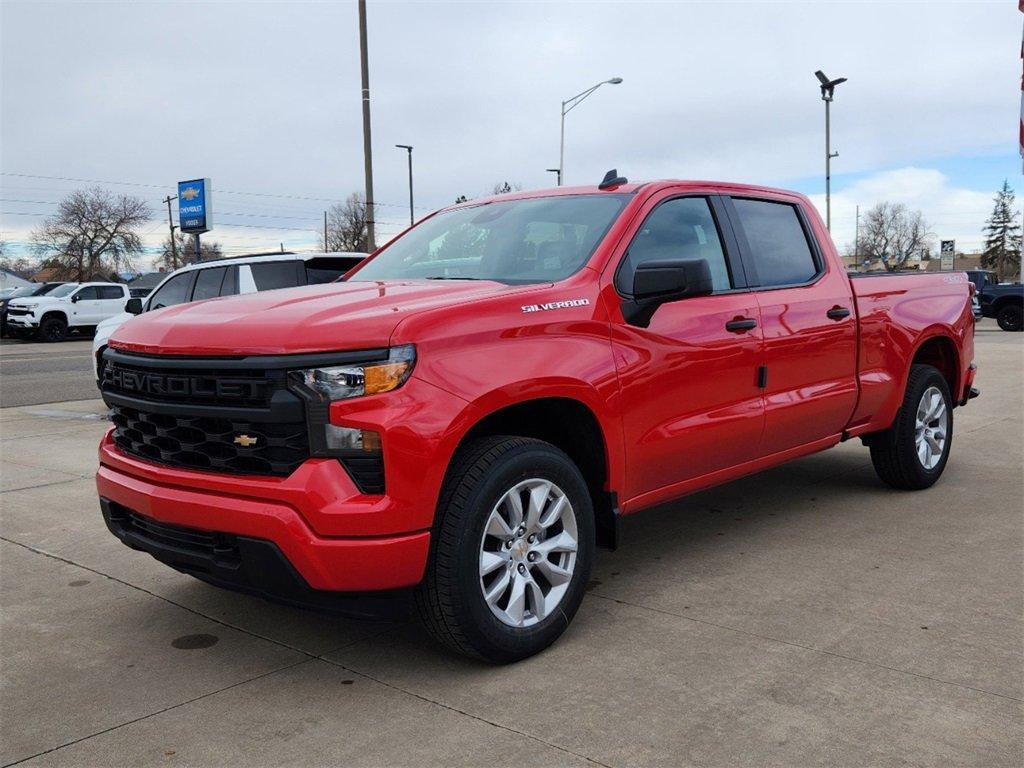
1,0,1019,266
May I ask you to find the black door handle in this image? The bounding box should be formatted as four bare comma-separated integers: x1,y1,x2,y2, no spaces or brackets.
827,306,851,320
725,318,758,333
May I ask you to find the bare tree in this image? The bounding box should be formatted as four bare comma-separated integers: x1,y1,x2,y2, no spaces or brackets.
157,232,222,270
320,193,369,252
491,181,522,195
856,202,932,271
30,187,150,280
0,255,37,279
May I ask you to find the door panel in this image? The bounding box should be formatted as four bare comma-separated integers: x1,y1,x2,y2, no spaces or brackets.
728,196,858,453
611,294,765,499
606,191,765,503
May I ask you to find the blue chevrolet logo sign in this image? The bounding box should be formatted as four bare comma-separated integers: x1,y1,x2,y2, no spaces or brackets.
178,178,211,234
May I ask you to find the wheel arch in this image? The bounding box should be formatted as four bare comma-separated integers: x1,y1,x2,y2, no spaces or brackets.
909,333,960,401
39,310,68,325
454,396,621,549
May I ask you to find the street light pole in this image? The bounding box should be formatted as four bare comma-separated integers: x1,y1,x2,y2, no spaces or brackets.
358,0,376,251
395,144,414,226
558,77,622,186
815,70,847,232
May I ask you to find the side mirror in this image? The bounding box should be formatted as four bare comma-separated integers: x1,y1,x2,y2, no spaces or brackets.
70,294,80,303
125,298,143,315
622,258,714,327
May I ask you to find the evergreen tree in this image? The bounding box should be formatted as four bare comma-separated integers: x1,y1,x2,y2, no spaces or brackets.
981,180,1022,280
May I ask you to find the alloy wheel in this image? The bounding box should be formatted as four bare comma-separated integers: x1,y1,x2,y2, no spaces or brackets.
478,478,578,628
915,385,948,470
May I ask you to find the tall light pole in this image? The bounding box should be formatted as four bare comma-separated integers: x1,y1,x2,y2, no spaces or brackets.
814,70,847,231
395,144,414,226
358,0,376,251
559,77,622,186
162,194,178,269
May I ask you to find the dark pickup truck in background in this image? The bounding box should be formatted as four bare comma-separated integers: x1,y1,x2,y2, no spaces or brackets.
965,269,1023,332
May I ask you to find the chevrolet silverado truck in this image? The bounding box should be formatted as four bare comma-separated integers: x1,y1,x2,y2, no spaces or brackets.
97,177,978,662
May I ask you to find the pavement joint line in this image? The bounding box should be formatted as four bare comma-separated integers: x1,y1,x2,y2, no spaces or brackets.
588,592,1024,704
0,475,91,494
318,656,616,768
0,658,317,768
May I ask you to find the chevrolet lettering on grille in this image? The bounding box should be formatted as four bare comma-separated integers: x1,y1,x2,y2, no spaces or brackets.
105,366,264,401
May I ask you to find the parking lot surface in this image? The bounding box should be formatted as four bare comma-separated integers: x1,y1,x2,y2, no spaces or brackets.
0,337,97,408
1,322,1021,767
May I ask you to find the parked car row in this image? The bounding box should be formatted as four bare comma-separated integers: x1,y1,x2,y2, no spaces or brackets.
964,269,1023,332
0,252,365,347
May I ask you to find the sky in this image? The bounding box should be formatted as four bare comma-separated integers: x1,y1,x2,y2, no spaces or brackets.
1,0,1020,269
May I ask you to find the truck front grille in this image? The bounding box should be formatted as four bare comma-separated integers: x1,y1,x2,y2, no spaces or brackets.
109,404,309,476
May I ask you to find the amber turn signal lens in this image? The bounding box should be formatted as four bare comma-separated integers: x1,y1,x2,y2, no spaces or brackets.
365,362,411,395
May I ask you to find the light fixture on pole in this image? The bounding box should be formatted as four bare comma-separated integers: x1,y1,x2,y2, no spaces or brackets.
814,69,847,231
395,144,414,226
559,77,623,186
546,168,562,185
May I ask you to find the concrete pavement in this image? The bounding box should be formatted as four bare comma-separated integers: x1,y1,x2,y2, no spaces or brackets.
1,322,1021,766
0,337,97,408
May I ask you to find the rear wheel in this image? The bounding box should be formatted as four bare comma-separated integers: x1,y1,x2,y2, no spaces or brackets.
39,317,68,342
416,436,595,663
869,364,952,490
996,304,1022,332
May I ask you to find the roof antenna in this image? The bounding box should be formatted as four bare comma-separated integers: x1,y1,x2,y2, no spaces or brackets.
599,169,628,190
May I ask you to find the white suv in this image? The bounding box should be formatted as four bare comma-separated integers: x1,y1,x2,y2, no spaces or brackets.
6,282,130,342
93,251,366,381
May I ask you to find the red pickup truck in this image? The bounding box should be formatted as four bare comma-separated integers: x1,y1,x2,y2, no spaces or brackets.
97,176,978,662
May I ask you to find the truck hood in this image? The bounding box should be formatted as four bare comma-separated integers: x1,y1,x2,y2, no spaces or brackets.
8,296,64,308
108,279,523,356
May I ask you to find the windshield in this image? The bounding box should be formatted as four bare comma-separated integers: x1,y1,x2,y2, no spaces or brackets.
47,283,79,298
7,287,35,299
350,194,629,284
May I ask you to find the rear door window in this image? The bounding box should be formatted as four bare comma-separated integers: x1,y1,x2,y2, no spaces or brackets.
304,257,361,284
97,286,125,300
730,199,819,287
74,287,100,300
251,261,302,291
148,272,196,310
191,267,226,301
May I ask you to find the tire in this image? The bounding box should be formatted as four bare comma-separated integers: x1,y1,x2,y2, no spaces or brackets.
39,317,68,342
869,364,953,490
415,436,595,663
996,304,1022,332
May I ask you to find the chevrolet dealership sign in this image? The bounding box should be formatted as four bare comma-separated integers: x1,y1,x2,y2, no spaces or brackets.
178,178,211,234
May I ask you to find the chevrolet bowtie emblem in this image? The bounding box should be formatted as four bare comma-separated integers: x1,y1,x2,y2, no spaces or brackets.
233,434,259,447
180,186,201,201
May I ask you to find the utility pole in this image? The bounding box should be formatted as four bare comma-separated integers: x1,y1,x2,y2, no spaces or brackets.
395,145,414,227
854,204,860,264
324,210,329,251
162,195,178,269
546,168,562,185
815,70,847,232
358,0,376,251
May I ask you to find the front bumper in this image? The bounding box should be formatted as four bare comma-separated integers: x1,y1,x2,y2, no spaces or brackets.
6,314,38,328
97,432,430,594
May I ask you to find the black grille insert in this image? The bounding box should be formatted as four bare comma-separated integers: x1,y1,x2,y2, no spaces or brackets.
110,404,309,476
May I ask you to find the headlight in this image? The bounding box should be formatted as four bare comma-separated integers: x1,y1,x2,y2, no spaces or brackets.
291,345,415,402
18,303,39,310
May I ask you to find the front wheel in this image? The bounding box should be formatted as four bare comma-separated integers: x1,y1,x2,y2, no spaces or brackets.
416,436,595,663
869,364,953,490
996,304,1022,332
39,317,68,342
